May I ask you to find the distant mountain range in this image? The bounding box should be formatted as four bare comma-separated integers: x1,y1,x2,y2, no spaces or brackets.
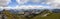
8,9,60,13
0,9,60,14
52,9,60,13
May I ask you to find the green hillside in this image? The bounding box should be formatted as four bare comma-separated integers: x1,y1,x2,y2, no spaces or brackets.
2,10,60,19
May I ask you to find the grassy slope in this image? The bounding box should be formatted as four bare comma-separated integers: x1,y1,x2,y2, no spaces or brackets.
32,13,60,19
3,10,60,19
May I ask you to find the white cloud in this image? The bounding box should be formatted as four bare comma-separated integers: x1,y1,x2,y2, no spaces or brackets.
45,0,60,9
53,0,60,3
0,7,3,9
14,5,52,9
0,0,11,7
0,5,53,10
16,0,29,4
0,0,11,5
31,0,41,3
1,0,60,10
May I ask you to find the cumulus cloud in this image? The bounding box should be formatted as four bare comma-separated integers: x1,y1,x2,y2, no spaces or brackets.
0,0,11,7
0,7,4,11
1,0,60,10
16,0,29,4
0,5,52,10
45,0,60,9
53,0,60,3
0,0,11,5
13,5,52,9
31,0,41,3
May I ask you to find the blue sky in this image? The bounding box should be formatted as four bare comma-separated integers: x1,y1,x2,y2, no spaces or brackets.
8,0,18,7
8,0,49,7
